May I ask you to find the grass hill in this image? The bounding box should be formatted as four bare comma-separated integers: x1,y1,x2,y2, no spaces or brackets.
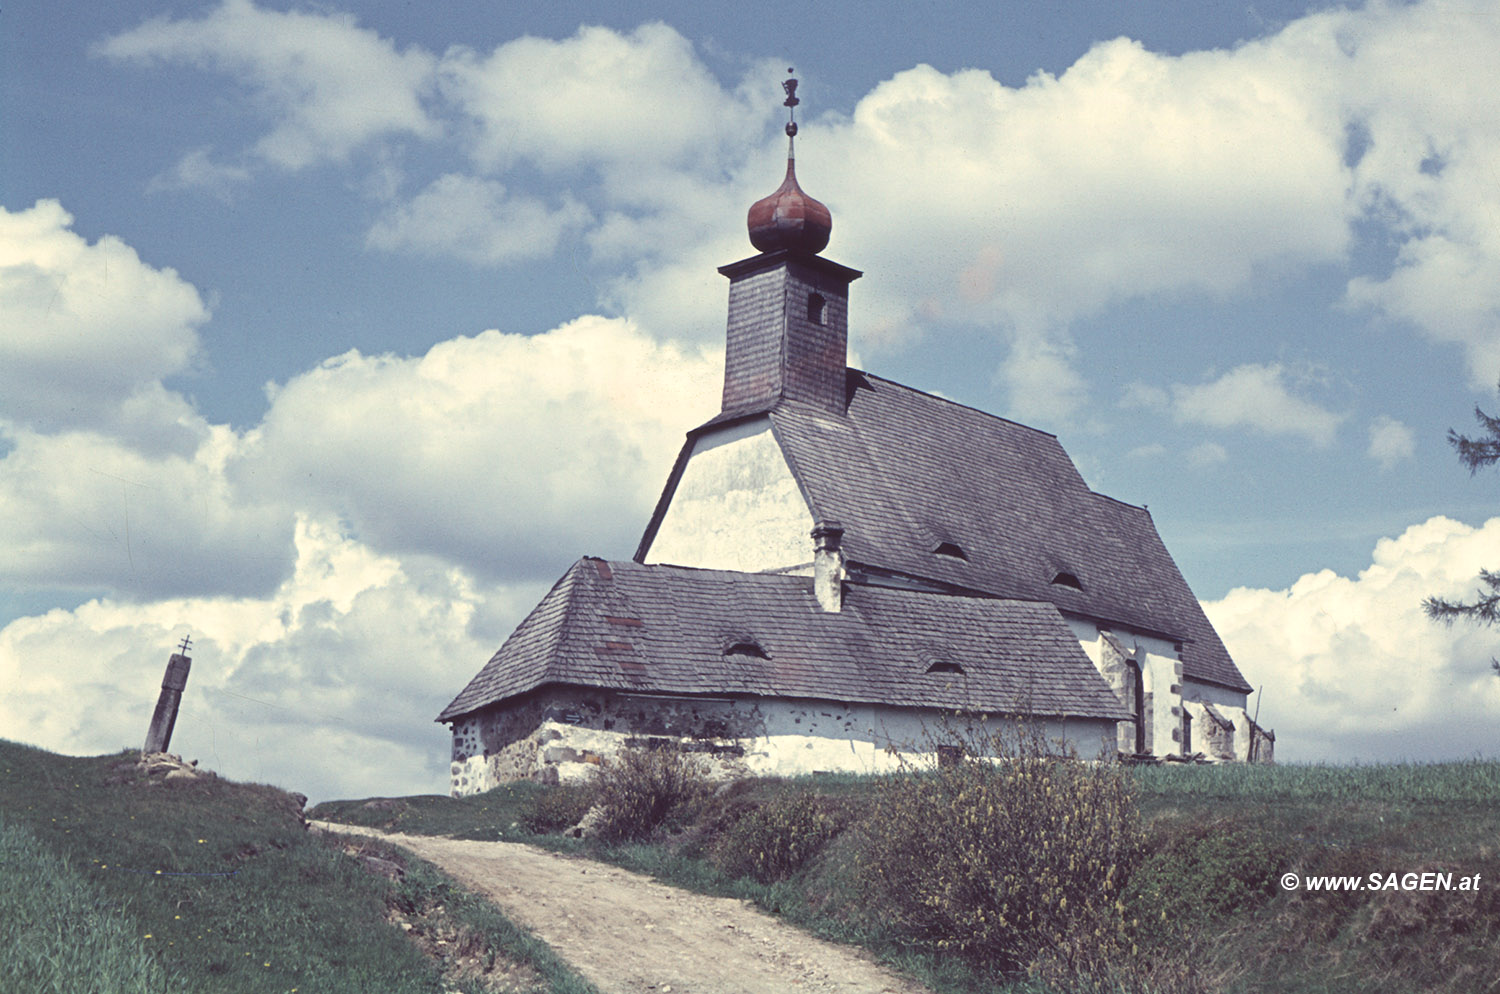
0,739,593,994
6,735,1499,994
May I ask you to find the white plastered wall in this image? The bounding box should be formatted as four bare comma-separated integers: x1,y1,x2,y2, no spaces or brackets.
1070,618,1193,759
645,417,814,573
448,693,1117,795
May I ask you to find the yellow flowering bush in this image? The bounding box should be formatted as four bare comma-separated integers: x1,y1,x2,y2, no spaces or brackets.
711,791,842,883
856,722,1142,977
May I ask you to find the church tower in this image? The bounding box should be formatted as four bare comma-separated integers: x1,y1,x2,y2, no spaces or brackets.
718,73,861,418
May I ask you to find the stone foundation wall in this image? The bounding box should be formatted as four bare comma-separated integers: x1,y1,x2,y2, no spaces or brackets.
447,688,1116,795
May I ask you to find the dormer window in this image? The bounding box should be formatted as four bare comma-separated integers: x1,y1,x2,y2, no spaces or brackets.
925,661,965,675
934,542,967,560
724,640,769,659
1051,571,1083,590
807,292,826,324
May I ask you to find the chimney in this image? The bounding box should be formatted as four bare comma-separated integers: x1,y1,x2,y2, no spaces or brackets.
812,521,845,613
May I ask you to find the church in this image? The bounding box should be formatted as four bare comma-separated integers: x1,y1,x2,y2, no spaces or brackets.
439,78,1273,795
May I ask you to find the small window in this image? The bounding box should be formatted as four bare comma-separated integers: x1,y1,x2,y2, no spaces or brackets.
1050,571,1083,590
936,744,964,767
934,542,967,560
807,292,826,324
725,641,769,659
925,661,965,675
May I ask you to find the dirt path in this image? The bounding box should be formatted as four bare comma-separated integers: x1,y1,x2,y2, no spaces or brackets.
313,821,931,994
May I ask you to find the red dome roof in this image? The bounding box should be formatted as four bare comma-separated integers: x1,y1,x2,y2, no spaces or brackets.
747,153,831,255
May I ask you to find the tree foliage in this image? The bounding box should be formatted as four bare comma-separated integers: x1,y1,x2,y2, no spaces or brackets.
1425,393,1500,675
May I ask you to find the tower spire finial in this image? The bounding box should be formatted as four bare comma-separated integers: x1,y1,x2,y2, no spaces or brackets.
783,68,799,140
746,68,831,255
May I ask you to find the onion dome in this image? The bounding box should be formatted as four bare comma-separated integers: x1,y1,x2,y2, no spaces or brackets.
747,71,831,255
748,150,832,254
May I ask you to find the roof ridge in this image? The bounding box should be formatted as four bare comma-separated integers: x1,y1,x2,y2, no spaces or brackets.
1089,489,1150,514
851,367,1062,440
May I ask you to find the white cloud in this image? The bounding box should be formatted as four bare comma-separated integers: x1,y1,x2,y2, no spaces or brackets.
91,3,1500,393
0,200,207,435
583,3,1500,411
1368,414,1416,469
97,0,438,170
0,422,290,599
996,332,1087,425
1169,363,1345,447
0,515,532,803
231,316,721,580
147,147,253,199
367,174,592,265
1205,515,1500,762
440,23,771,176
1322,0,1500,388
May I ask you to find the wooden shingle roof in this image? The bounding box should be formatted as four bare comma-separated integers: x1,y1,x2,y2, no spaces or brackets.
438,558,1129,724
640,369,1251,694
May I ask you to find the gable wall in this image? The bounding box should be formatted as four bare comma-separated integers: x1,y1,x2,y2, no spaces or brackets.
645,417,814,572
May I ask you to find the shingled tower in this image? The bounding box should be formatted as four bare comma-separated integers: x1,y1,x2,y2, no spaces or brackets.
718,71,861,417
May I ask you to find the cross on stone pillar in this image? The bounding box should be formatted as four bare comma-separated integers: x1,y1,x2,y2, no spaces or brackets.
143,636,193,755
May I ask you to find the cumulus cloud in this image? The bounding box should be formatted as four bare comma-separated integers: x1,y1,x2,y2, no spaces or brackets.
582,3,1500,413
1368,414,1416,469
0,200,207,435
0,424,290,600
97,0,438,170
90,3,1500,396
1168,363,1345,447
0,515,531,802
231,316,721,580
1205,515,1500,762
367,174,592,265
1326,0,1500,387
440,23,771,176
996,333,1087,426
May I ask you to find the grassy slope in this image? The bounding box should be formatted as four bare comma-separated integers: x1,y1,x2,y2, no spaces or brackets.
1131,762,1500,994
315,762,1500,994
0,739,595,994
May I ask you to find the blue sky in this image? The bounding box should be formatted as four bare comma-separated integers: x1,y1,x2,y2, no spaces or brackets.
4,0,1499,801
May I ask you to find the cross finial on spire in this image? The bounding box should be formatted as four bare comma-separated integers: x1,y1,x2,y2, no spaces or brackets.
177,634,193,655
782,69,799,138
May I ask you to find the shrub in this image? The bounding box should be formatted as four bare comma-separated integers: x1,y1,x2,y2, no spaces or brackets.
521,781,596,834
590,745,712,842
856,725,1143,977
713,792,842,883
1124,821,1287,948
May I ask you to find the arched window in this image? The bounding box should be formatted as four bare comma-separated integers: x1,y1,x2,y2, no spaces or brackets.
724,640,769,659
1127,659,1146,755
1050,571,1083,590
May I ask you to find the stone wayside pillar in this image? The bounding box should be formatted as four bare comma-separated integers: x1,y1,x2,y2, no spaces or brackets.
143,650,192,754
